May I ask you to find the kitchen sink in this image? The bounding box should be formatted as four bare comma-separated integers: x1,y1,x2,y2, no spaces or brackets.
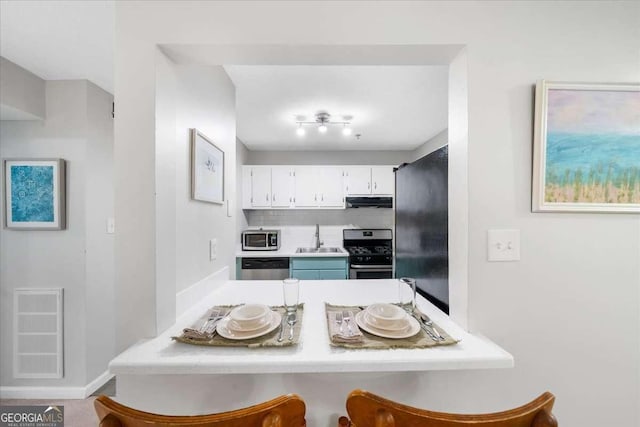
296,247,343,253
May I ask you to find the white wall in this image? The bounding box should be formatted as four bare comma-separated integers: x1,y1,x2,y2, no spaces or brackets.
413,129,448,161
236,139,249,251
0,57,45,120
246,150,412,166
114,2,640,425
0,80,115,389
174,65,236,293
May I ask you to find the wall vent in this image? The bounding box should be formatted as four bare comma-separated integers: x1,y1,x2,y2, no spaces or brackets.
13,288,63,379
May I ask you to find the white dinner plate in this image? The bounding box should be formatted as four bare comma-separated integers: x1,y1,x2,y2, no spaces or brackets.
217,311,282,340
363,312,410,331
355,311,420,339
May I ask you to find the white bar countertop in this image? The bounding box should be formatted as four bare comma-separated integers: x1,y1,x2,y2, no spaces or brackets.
110,279,513,375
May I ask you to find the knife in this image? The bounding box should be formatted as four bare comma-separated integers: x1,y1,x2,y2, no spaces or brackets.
417,312,445,341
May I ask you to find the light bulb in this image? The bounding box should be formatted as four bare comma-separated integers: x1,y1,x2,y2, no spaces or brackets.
318,124,328,134
342,126,352,136
296,125,305,136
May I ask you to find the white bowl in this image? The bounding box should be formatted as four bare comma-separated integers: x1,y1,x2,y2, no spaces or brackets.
365,303,407,329
228,304,271,330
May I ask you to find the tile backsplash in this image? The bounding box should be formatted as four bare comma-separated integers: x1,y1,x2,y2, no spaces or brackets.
246,209,393,229
245,209,394,248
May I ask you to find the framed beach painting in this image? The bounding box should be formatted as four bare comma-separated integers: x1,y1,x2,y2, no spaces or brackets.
532,81,640,213
191,129,224,204
3,159,66,229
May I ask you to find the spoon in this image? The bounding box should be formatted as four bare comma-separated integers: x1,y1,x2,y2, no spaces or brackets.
419,312,445,341
277,313,287,342
287,312,297,341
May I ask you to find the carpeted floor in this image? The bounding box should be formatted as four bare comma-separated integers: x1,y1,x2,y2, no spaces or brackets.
0,378,115,427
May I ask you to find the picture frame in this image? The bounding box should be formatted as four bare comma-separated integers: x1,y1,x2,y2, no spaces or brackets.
191,129,224,204
532,80,640,213
3,158,66,230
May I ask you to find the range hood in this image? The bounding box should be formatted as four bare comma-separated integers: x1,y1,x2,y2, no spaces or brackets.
345,196,393,208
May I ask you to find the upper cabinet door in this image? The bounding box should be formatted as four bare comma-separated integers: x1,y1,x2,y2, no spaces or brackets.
344,166,371,195
317,167,344,207
371,166,395,195
293,167,318,207
271,167,293,208
250,166,272,207
241,166,253,209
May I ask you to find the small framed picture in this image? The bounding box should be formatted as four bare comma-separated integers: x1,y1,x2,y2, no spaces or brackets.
4,159,66,230
191,129,224,204
532,80,640,213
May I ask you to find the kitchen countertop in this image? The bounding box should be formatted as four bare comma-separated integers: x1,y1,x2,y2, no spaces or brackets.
109,279,513,375
236,245,349,258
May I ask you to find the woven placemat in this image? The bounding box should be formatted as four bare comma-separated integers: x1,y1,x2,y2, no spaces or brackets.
172,305,303,348
325,303,459,349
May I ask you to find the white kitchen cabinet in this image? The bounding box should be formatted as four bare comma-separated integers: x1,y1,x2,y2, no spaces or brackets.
293,167,318,207
271,167,293,208
344,166,371,195
371,166,395,195
344,166,395,196
317,167,344,207
249,166,271,208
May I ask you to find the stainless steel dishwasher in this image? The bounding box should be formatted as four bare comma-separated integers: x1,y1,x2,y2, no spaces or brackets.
240,257,290,280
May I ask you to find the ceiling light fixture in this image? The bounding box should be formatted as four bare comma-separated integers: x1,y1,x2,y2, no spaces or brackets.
295,112,353,136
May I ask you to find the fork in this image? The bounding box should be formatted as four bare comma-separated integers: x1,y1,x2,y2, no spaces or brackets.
199,309,221,333
336,311,344,334
342,310,354,336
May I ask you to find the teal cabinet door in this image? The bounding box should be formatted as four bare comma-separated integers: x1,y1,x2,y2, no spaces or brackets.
290,270,319,280
318,269,347,280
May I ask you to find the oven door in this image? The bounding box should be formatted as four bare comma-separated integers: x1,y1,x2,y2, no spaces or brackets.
349,264,393,280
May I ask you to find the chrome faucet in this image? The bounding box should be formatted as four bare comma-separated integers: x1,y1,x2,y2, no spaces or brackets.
314,224,322,249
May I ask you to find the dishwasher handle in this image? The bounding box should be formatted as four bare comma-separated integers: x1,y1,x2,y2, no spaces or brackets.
241,257,290,270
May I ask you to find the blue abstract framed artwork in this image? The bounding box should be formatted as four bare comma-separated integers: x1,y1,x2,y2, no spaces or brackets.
533,81,640,213
3,159,66,229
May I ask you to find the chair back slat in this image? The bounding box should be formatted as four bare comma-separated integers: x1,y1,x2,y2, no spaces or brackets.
345,390,556,427
94,394,306,427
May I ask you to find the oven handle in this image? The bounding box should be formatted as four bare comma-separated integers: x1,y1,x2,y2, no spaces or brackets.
349,264,393,269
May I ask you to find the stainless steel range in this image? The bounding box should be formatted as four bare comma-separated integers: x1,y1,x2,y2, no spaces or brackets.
343,229,393,279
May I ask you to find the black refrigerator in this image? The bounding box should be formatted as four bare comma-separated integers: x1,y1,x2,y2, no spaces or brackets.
394,145,449,314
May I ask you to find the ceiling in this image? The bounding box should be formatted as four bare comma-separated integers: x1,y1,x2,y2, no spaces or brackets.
0,2,449,151
0,1,114,94
225,65,448,151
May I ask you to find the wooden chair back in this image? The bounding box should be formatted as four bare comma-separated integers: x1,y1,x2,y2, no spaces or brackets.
343,389,557,427
94,394,306,427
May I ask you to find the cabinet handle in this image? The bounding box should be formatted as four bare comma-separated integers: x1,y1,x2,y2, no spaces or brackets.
374,182,377,190
368,182,370,190
321,194,324,201
273,194,276,201
266,194,269,201
314,194,317,202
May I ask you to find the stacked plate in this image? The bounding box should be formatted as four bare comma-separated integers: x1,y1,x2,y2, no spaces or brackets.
355,303,420,339
216,304,281,340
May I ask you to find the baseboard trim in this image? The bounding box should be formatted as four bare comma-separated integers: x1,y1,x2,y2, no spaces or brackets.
176,266,229,318
0,370,114,399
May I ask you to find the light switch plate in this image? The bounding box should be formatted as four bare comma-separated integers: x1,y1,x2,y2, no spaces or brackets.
106,217,115,234
488,229,520,262
209,239,217,260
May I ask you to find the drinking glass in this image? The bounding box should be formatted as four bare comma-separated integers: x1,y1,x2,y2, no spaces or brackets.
398,277,416,313
282,278,300,314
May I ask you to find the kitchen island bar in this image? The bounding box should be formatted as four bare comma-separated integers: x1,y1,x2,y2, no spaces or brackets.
110,280,513,426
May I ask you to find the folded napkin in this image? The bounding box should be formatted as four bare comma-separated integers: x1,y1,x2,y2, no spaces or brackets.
181,327,215,341
327,310,364,344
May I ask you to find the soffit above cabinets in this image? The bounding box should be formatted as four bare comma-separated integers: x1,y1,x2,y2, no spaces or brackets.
224,65,448,151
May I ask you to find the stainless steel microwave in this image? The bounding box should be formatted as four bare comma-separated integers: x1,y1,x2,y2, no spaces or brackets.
241,230,281,251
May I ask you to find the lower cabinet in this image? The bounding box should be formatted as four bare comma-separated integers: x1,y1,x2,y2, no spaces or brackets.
290,257,348,280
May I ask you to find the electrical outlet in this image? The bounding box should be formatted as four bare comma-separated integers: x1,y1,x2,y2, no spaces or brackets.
209,239,217,260
488,229,520,262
